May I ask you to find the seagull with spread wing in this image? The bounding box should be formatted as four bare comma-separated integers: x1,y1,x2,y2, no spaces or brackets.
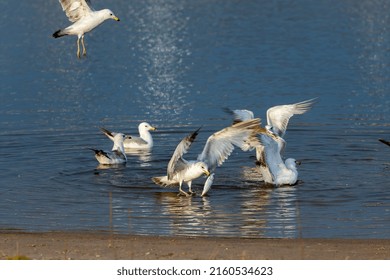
152,119,262,196
100,122,157,151
225,98,316,185
90,133,127,165
53,0,120,58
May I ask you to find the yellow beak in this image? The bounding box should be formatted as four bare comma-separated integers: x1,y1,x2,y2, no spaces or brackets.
113,16,120,21
203,170,211,177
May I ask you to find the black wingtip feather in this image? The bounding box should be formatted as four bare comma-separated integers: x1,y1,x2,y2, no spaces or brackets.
379,139,390,147
52,29,64,38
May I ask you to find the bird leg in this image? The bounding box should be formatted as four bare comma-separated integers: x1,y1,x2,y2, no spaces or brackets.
178,182,190,197
187,181,195,195
81,35,87,56
76,37,81,58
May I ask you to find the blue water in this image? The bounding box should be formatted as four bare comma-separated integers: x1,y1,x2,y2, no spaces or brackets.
0,0,389,238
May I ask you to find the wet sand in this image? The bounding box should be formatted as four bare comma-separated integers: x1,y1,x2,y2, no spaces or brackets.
1,232,389,260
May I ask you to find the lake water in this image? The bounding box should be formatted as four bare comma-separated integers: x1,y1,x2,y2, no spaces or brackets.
0,0,389,239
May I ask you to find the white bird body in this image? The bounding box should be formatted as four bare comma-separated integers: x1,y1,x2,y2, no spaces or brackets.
100,122,156,151
91,133,127,165
53,0,120,58
152,160,210,194
260,134,299,186
256,136,286,184
60,9,114,36
153,119,261,196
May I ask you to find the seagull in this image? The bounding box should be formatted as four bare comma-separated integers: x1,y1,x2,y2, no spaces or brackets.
225,98,316,184
152,119,262,196
100,122,157,150
259,133,301,186
90,133,127,165
53,0,120,58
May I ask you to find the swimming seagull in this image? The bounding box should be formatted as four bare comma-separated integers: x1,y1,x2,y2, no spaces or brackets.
90,133,127,165
258,133,301,186
100,122,157,150
152,119,262,196
53,0,120,58
225,98,316,184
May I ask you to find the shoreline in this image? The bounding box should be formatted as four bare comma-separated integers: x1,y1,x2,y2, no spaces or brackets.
1,231,389,260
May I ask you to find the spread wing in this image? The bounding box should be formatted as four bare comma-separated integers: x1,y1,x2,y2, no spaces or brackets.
59,0,93,22
197,119,261,171
224,108,254,124
167,128,200,179
266,98,317,137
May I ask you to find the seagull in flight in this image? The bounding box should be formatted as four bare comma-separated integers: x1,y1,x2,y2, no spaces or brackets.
53,0,120,58
100,122,157,151
152,119,261,196
90,133,127,165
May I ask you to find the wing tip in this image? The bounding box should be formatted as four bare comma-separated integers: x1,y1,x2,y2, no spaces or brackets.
379,138,390,146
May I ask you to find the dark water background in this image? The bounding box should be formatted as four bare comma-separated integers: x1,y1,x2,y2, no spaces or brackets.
0,0,389,238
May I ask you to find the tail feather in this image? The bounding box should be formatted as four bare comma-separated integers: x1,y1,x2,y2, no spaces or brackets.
53,29,66,38
152,176,179,187
100,127,115,141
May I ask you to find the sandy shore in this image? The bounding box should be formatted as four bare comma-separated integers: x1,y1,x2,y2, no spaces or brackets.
1,232,389,260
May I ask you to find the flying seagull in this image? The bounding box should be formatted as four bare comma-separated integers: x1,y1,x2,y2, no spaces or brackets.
152,119,261,196
53,0,120,58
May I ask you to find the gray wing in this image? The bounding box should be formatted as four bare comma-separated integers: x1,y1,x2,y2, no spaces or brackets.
125,136,148,145
197,118,261,171
224,108,254,124
266,98,317,137
167,128,200,179
58,0,93,22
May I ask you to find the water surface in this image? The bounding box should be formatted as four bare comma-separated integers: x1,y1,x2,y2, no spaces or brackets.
0,0,389,238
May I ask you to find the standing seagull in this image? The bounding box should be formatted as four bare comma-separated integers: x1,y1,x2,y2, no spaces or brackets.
53,0,120,58
152,119,261,196
100,122,157,150
90,133,127,165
